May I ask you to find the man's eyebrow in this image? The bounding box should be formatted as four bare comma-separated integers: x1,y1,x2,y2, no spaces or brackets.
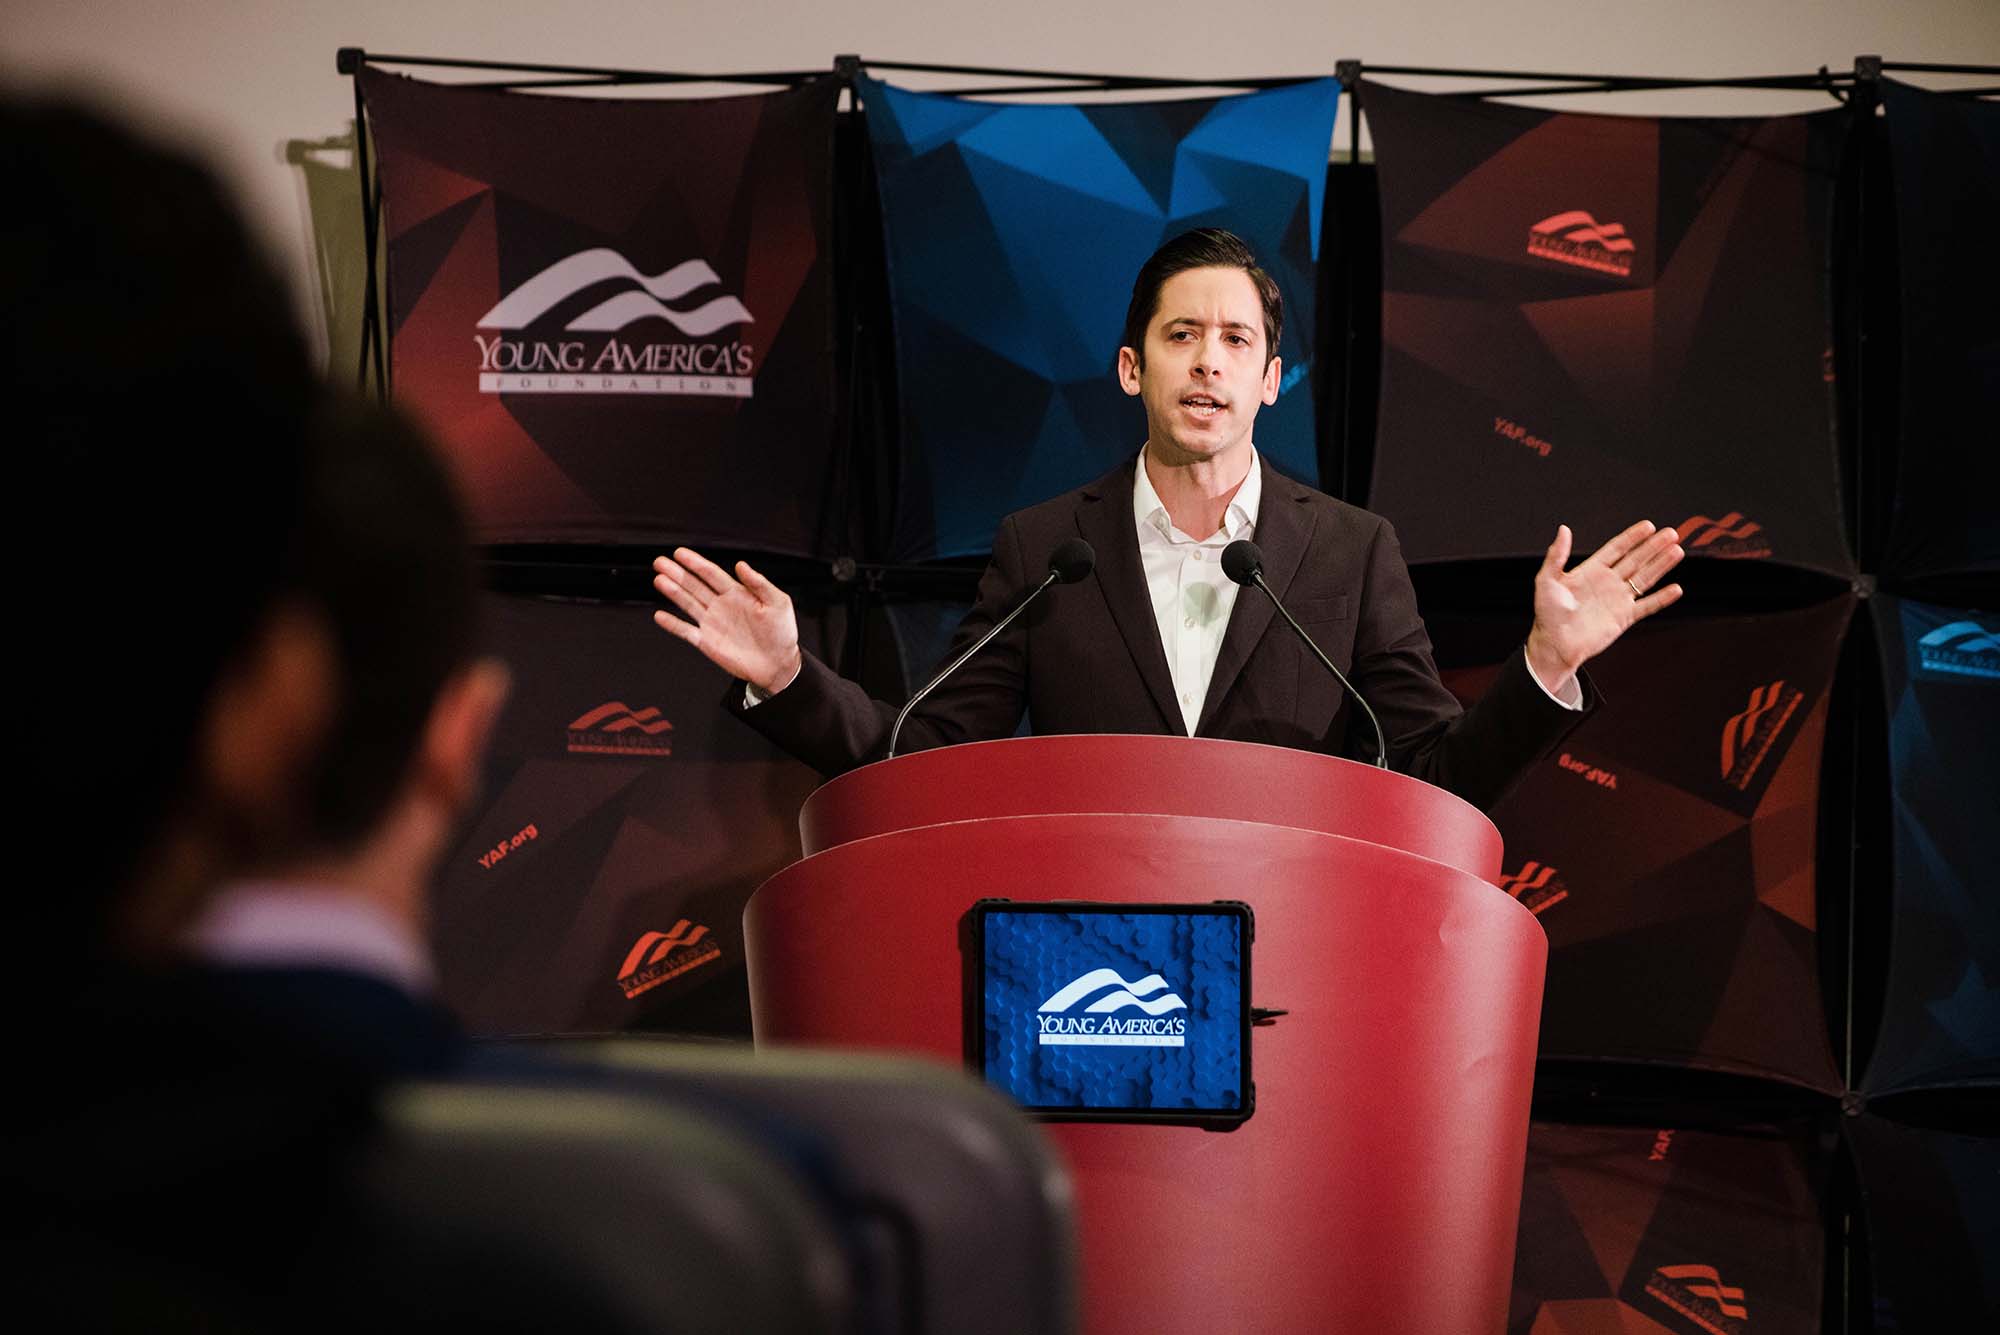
1161,316,1257,331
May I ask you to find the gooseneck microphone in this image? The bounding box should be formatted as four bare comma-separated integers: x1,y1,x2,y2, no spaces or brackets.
1221,540,1388,768
886,538,1096,760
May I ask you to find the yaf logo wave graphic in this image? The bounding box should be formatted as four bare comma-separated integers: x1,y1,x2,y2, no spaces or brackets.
1721,679,1803,790
1036,968,1188,1047
1644,1263,1748,1334
617,919,721,1000
570,702,674,733
566,701,674,756
479,249,753,336
1527,210,1636,276
1677,511,1771,560
1497,859,1568,915
1916,620,2000,680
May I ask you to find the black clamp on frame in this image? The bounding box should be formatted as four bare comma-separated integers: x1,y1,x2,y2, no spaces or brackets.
1335,59,1362,92
833,53,863,82
336,46,365,75
1853,54,1883,84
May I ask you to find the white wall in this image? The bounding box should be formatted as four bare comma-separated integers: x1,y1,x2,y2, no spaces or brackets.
4,0,1995,371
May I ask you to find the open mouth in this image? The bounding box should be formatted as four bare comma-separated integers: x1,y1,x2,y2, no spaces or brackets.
1180,392,1226,419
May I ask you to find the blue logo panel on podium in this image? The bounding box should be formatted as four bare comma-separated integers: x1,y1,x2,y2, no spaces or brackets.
977,904,1247,1116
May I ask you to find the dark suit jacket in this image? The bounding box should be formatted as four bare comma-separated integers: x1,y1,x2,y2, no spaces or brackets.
738,456,1590,810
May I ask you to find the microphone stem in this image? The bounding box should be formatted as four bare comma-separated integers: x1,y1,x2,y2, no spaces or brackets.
886,567,1060,760
1251,571,1389,768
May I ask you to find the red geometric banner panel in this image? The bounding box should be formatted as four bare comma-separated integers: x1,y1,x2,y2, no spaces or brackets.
1846,1115,2000,1330
1362,81,1851,574
361,70,842,553
1862,596,2000,1095
1436,597,1854,1088
432,594,826,1035
1511,1121,1825,1335
1880,81,2000,577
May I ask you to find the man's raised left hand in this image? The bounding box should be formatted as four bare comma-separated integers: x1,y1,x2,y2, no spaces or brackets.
1524,520,1686,699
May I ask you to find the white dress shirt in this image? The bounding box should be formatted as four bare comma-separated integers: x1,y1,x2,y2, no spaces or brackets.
1133,446,1261,735
1130,445,1580,728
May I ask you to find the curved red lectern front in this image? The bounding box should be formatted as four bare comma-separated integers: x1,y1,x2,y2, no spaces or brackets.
744,736,1543,1335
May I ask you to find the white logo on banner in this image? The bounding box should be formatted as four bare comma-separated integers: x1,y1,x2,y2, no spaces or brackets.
1036,967,1188,1047
478,249,754,336
471,247,756,397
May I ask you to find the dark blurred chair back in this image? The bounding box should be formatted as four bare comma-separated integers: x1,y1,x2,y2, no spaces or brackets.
513,1039,1080,1335
356,1081,855,1333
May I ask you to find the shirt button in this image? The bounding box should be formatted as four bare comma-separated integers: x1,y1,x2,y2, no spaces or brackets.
1192,550,1204,562
1183,616,1195,629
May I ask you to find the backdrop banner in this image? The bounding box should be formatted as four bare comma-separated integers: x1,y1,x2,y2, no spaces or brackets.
1881,81,2000,577
881,596,975,697
362,69,842,553
1511,1120,1825,1335
1861,596,2000,1095
432,594,826,1035
1362,81,1851,574
1847,1115,2000,1331
858,75,1341,561
1435,598,1853,1089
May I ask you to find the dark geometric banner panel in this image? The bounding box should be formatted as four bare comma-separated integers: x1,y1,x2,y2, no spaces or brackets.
1363,81,1851,574
881,596,977,698
1880,82,2000,578
858,76,1341,561
362,70,842,553
1847,1115,2000,1331
432,594,826,1035
1511,1121,1825,1335
1862,596,2000,1095
1436,598,1854,1089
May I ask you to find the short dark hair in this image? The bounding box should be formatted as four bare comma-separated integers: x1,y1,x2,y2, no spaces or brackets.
292,393,480,852
11,97,315,938
1120,228,1283,366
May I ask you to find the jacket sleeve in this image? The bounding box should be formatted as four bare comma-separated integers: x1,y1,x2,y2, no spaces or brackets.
1345,516,1595,811
725,515,1036,777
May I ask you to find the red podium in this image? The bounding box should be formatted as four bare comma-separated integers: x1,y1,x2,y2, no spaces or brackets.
744,736,1544,1334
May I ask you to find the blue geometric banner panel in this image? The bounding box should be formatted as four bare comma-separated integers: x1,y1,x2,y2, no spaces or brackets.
1862,596,2000,1095
1846,1116,2000,1330
858,76,1341,561
1881,81,2000,577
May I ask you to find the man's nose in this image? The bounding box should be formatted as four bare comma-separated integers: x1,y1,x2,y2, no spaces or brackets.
1193,334,1226,375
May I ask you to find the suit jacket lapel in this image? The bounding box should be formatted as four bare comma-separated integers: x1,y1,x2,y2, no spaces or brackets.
1196,458,1316,737
1076,461,1181,733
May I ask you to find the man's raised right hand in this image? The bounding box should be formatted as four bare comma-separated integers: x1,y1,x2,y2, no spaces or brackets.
651,548,803,696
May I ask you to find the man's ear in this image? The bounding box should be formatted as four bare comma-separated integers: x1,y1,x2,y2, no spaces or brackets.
1260,354,1282,406
1117,344,1143,397
202,602,338,828
418,659,511,818
135,601,338,943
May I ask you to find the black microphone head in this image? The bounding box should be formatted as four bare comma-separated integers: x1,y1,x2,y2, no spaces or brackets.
1048,537,1096,584
1221,539,1263,586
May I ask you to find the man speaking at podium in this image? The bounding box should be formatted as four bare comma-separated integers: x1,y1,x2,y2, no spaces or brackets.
652,229,1684,810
